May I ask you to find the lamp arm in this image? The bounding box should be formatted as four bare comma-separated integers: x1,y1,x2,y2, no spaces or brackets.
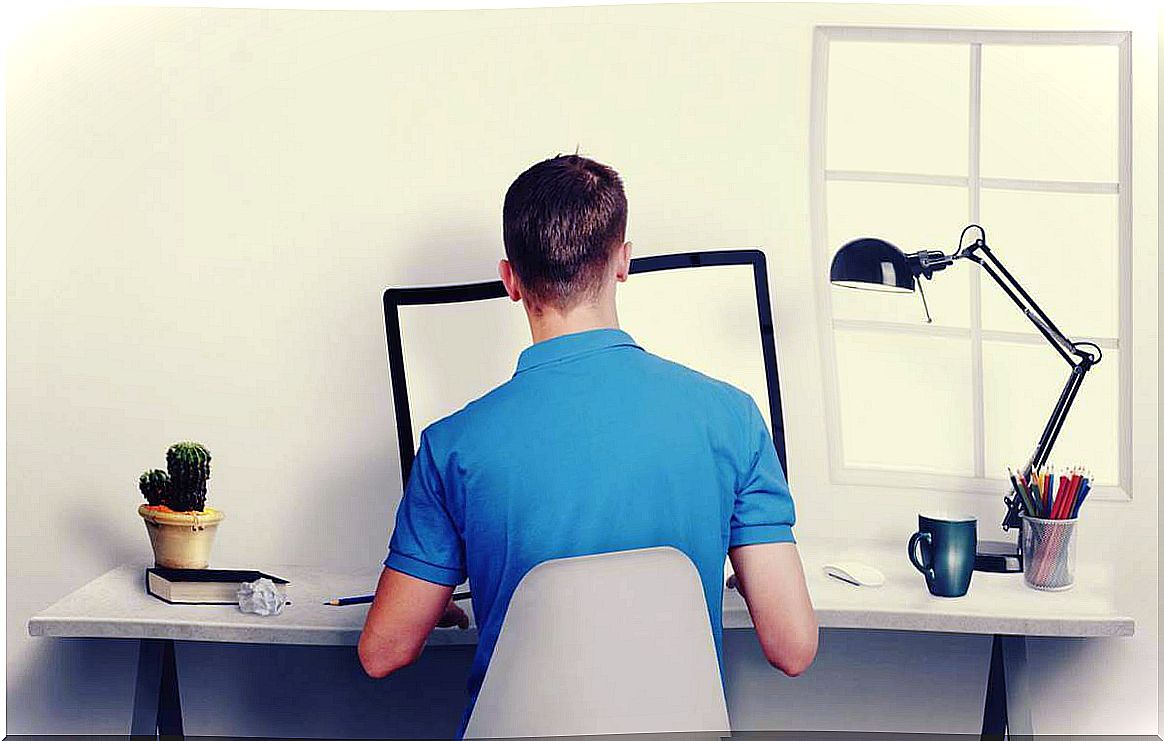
957,240,1087,367
955,238,1100,465
949,235,1100,532
1000,364,1090,530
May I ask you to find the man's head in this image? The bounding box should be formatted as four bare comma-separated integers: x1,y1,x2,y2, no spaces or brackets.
500,154,630,314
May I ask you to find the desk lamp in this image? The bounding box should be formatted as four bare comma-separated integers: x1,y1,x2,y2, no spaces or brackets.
829,224,1102,573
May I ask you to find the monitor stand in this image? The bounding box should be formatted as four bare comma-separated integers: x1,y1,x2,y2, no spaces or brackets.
976,540,1023,573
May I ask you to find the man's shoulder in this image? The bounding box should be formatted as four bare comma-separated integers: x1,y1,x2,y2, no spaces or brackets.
636,350,757,411
419,375,526,445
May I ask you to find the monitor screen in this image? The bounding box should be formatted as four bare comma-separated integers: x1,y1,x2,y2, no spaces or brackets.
384,251,785,483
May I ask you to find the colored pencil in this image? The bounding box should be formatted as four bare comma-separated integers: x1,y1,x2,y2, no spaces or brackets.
1028,473,1043,516
1051,479,1071,520
1025,473,1041,518
1048,475,1064,520
1065,472,1083,517
1068,473,1084,517
1050,473,1070,519
1009,468,1038,517
1045,470,1055,514
1067,472,1086,517
1070,480,1092,518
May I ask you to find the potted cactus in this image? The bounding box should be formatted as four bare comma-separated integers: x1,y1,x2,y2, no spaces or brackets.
138,442,224,569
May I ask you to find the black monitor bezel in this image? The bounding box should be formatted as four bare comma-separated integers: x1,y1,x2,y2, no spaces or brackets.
383,249,787,484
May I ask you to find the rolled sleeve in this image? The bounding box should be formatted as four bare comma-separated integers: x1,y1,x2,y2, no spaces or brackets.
384,431,467,586
384,550,465,586
730,397,797,548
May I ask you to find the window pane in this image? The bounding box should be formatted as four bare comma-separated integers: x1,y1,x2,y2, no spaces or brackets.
982,341,1118,485
827,41,969,177
835,328,974,475
827,180,971,327
981,44,1120,182
978,189,1119,338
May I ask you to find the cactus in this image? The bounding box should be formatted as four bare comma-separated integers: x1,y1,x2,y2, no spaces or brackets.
139,469,171,506
136,442,212,512
166,442,212,512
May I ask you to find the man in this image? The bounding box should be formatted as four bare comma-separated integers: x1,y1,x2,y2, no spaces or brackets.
359,154,818,730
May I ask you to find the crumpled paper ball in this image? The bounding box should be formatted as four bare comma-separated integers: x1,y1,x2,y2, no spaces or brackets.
237,578,287,616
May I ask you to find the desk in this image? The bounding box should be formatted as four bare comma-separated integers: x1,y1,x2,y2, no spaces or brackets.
29,539,1132,738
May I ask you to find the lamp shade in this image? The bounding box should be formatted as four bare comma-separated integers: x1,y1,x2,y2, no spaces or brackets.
830,237,915,293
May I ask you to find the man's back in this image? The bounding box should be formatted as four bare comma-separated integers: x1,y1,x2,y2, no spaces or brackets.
358,154,815,734
386,327,796,725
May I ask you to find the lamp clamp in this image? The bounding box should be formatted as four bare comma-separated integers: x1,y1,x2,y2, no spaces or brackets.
1001,491,1025,531
905,250,955,280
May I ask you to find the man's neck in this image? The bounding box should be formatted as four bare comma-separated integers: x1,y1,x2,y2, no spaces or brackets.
526,299,619,345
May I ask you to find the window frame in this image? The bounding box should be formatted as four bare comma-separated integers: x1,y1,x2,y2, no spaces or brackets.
809,26,1133,501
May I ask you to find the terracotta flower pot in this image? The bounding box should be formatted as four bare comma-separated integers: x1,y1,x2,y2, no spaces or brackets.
138,504,224,569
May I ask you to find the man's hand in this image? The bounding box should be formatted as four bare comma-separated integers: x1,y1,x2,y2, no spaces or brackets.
437,598,470,629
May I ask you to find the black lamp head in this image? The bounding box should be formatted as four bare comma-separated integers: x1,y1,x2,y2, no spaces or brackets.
829,237,915,293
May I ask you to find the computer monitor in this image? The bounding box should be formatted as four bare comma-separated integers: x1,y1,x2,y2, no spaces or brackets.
383,250,786,484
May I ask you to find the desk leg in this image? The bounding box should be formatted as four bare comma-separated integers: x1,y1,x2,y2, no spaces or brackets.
981,634,1008,738
981,634,1033,740
131,638,184,739
1001,636,1033,738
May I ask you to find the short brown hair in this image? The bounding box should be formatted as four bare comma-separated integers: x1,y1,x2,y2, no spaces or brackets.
502,154,627,308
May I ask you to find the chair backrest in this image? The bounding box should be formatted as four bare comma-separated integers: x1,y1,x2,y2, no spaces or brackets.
463,546,730,739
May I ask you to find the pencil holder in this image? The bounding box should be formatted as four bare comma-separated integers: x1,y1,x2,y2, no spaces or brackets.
1020,515,1077,591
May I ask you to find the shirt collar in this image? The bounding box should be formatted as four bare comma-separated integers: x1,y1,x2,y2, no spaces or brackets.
515,328,641,374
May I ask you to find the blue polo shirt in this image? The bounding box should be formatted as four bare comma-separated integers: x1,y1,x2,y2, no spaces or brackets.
385,328,795,732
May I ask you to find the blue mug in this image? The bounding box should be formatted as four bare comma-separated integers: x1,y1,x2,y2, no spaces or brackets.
909,514,977,597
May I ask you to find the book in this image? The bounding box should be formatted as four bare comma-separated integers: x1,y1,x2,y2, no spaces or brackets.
146,567,290,605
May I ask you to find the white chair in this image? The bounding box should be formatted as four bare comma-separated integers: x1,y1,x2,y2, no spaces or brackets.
463,546,730,739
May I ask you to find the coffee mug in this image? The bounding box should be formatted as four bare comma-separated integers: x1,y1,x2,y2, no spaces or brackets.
908,513,977,597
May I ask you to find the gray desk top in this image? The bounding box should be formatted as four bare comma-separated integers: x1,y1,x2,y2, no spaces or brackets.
28,538,1133,646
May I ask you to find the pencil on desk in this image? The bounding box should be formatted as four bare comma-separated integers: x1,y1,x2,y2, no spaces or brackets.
325,590,472,606
325,595,373,606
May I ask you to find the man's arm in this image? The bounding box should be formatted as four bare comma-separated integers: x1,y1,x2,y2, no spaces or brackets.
363,428,468,679
729,541,818,676
358,567,466,678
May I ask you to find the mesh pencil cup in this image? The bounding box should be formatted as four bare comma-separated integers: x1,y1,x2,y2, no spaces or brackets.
1020,515,1078,591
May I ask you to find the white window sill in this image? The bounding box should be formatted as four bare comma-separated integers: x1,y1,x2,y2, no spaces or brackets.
829,465,1131,502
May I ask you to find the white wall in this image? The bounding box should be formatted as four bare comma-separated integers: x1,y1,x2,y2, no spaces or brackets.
6,3,1158,736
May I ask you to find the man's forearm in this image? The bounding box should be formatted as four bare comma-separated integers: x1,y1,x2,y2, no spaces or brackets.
729,541,819,676
358,567,456,679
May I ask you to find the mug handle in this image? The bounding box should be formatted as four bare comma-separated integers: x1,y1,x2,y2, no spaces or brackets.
908,531,935,579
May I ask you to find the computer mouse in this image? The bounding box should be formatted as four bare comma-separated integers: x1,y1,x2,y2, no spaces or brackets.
823,561,885,587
